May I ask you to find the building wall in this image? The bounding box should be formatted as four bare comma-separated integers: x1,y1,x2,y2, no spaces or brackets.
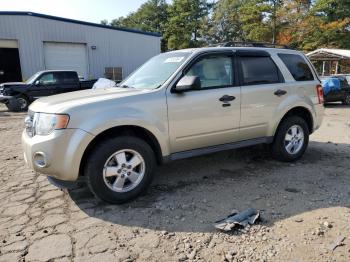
0,14,161,80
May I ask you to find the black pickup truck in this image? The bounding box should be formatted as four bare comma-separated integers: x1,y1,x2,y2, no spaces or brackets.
0,70,96,111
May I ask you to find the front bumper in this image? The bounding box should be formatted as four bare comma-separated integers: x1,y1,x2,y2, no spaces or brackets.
22,128,94,181
0,94,13,102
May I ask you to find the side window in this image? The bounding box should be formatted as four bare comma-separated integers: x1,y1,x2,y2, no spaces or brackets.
336,77,349,89
278,53,314,81
57,72,77,84
63,72,77,83
185,55,233,89
240,56,281,85
55,73,65,84
38,73,57,84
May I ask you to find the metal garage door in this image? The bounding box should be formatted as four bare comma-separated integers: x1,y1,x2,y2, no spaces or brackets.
44,42,88,79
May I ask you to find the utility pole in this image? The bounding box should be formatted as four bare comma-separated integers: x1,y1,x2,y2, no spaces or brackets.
272,0,277,44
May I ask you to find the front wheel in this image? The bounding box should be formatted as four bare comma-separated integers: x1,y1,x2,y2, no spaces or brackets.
5,96,29,112
85,136,156,204
342,94,350,105
271,116,309,162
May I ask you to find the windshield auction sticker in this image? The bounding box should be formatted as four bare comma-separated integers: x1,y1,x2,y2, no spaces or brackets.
164,57,185,63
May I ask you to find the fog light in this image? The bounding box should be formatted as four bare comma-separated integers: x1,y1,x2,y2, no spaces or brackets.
33,152,48,168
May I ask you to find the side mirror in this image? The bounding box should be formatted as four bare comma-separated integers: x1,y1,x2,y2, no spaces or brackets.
174,76,201,92
34,80,40,86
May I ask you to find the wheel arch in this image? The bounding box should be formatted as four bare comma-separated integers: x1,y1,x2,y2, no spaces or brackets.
79,125,163,177
274,106,314,137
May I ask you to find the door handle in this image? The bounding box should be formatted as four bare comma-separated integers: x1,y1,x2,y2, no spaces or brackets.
219,95,236,102
274,89,287,96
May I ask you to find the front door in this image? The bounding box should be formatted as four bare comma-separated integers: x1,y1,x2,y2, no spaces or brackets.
0,48,22,84
28,72,58,98
167,52,241,153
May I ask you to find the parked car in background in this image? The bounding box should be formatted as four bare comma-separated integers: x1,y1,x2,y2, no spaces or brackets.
0,70,96,111
22,44,324,204
321,74,350,105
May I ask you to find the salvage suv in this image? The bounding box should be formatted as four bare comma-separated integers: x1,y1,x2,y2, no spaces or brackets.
22,43,324,203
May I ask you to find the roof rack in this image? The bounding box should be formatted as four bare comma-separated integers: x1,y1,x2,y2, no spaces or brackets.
210,41,290,49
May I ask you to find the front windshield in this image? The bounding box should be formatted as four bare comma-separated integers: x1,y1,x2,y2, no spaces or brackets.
26,72,42,84
121,51,191,89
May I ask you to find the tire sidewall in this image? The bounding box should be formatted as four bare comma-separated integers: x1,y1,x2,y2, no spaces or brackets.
343,94,350,105
272,116,309,162
17,96,29,111
85,136,156,204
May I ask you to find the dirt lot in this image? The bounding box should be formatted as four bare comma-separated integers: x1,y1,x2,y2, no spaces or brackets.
0,103,349,262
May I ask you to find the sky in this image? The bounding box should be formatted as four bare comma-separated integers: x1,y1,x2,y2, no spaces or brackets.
0,0,149,24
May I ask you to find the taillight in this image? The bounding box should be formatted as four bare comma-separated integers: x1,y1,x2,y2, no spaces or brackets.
316,84,324,104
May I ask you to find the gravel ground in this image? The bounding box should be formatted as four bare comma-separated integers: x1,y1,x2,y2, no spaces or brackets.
0,103,349,262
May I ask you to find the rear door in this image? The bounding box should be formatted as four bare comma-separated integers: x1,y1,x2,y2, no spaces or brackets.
238,50,286,140
55,72,80,94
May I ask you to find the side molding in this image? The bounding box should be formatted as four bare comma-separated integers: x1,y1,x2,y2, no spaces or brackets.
165,137,273,162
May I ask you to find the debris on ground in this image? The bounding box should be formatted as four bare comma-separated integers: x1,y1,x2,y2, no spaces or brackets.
328,236,346,251
214,208,260,231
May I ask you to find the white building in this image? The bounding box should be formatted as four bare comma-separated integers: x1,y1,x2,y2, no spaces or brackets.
0,11,161,83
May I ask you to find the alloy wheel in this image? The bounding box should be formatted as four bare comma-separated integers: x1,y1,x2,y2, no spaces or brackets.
284,125,304,155
102,149,145,193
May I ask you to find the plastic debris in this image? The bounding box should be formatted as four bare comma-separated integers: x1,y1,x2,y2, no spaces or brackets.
92,78,116,89
321,78,340,95
329,236,345,251
214,208,260,231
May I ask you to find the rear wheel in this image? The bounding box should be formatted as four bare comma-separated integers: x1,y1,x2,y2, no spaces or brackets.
85,136,156,204
342,94,350,105
271,116,309,162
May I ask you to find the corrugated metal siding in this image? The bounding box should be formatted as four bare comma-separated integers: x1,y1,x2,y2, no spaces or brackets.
0,15,161,80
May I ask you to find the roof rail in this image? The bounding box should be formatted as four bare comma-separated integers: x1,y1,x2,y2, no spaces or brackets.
210,41,290,49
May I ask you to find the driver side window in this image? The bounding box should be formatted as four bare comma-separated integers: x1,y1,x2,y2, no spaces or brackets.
185,55,233,89
38,73,57,84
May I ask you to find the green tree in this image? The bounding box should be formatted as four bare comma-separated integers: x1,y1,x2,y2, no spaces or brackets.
164,0,213,49
100,19,109,25
277,0,350,50
110,0,169,51
209,0,275,44
208,0,244,43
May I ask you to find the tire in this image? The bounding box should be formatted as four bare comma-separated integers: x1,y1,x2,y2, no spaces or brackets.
5,98,21,112
271,116,309,162
84,136,156,204
342,94,350,105
5,96,29,112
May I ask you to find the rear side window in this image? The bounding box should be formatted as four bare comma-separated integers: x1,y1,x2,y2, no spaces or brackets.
278,54,314,81
239,56,281,85
57,72,77,84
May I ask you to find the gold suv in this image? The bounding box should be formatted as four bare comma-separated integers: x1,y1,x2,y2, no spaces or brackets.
22,44,324,203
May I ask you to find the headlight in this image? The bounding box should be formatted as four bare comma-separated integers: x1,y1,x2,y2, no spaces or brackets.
1,87,9,96
33,113,70,136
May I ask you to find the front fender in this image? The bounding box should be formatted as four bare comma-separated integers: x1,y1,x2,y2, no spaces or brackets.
68,104,170,156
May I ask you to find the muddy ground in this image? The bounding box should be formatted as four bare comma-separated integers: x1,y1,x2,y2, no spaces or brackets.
0,103,349,262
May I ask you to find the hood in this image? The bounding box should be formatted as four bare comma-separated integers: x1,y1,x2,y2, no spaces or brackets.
29,87,150,113
0,82,26,87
